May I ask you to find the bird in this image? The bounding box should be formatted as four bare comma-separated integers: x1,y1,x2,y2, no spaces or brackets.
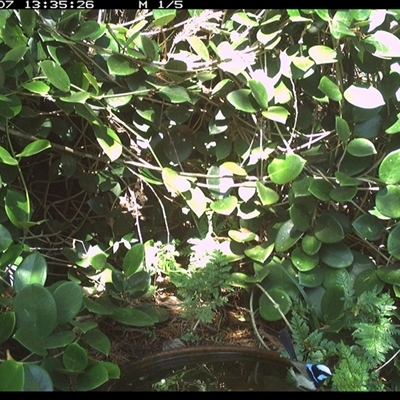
278,327,332,391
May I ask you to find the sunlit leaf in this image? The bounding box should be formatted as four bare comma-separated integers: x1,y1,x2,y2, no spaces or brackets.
39,60,70,92
379,149,400,184
268,154,306,184
344,84,385,109
309,45,338,64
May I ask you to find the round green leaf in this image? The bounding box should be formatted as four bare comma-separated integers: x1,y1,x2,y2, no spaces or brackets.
107,54,137,76
44,331,76,349
309,45,338,64
275,220,303,252
92,124,122,162
0,311,15,344
210,196,238,215
376,265,400,284
229,229,256,243
0,360,24,391
39,60,70,92
354,270,384,297
262,106,290,123
268,154,306,185
320,243,354,268
183,186,208,218
53,282,83,324
248,79,268,109
334,171,359,187
347,138,377,157
163,132,193,163
123,243,144,276
84,330,111,356
335,116,351,142
111,307,155,327
308,178,333,201
314,212,344,243
22,81,50,94
0,146,18,165
354,115,382,138
318,76,342,101
159,86,191,104
259,288,292,322
301,234,321,255
352,214,384,241
238,183,256,202
227,89,258,113
256,181,279,205
75,363,109,391
364,30,400,58
87,196,108,215
289,203,311,231
13,284,57,337
23,364,53,392
344,84,385,109
207,164,234,199
0,224,12,252
298,267,324,288
13,326,47,356
162,167,191,194
388,225,400,260
329,186,357,202
105,87,132,108
63,343,88,372
244,242,274,263
321,286,344,323
13,251,47,291
376,185,400,218
187,36,209,61
379,149,400,184
291,246,319,271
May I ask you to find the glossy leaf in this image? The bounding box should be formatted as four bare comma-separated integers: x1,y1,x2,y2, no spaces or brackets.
256,181,279,205
318,76,342,101
13,284,57,337
210,196,238,215
123,243,144,276
227,89,258,113
0,311,15,344
262,106,290,123
352,214,384,241
344,84,385,109
248,79,268,109
207,164,234,199
111,307,155,327
22,81,50,94
159,86,191,104
229,229,256,243
376,265,400,285
162,167,191,194
329,186,357,202
0,146,18,165
0,224,12,252
314,212,344,243
275,220,303,252
376,185,400,218
39,60,70,92
364,30,400,58
309,45,338,64
354,115,382,138
291,246,319,271
379,149,400,184
163,131,193,163
244,242,274,263
13,326,47,356
259,288,292,321
289,203,311,231
388,225,400,260
152,9,176,26
238,183,256,202
347,138,377,157
63,343,88,372
301,234,321,255
23,364,53,392
92,123,122,162
0,360,24,391
75,363,109,391
298,267,324,288
268,154,306,184
107,54,137,76
53,282,83,324
187,36,209,60
321,286,345,323
335,116,350,142
354,270,384,297
308,178,333,200
84,330,111,356
183,186,208,218
44,331,76,349
320,243,354,268
13,251,47,291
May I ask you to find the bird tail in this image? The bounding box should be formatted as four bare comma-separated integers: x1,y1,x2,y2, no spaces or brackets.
278,327,298,360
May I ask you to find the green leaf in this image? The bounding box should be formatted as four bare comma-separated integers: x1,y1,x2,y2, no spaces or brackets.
289,203,311,231
152,9,176,26
388,225,400,260
16,139,51,158
13,326,47,356
5,188,29,229
87,196,108,215
376,265,400,285
13,252,47,291
83,297,113,315
262,106,290,123
0,360,24,391
318,76,342,101
53,282,83,324
352,214,384,241
321,286,345,323
107,54,137,76
275,220,303,252
291,246,319,271
0,46,28,71
23,364,53,392
364,30,400,59
347,138,377,157
344,84,385,109
111,307,155,327
354,270,384,297
329,186,357,202
320,243,354,268
210,196,238,215
39,60,70,92
335,116,351,142
187,36,209,61
0,94,22,118
244,242,274,263
162,167,191,194
259,288,292,321
71,20,105,41
20,10,37,36
314,212,344,243
248,79,268,109
298,267,324,288
92,123,122,162
309,45,338,64
44,331,76,349
0,224,12,252
14,284,57,338
60,91,90,104
301,234,321,255
63,343,88,372
376,185,400,218
75,363,109,391
0,146,18,165
220,161,247,176
123,243,144,276
22,81,50,94
84,330,111,356
207,164,234,199
183,186,208,218
379,149,400,184
0,311,15,344
256,181,279,206
268,154,306,184
227,89,258,113
159,86,191,104
229,229,256,243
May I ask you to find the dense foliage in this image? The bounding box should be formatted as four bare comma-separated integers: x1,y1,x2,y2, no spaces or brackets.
2,8,400,391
